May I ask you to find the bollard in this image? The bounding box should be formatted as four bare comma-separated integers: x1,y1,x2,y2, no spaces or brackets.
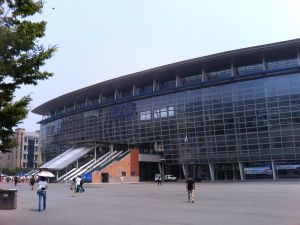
0,189,17,210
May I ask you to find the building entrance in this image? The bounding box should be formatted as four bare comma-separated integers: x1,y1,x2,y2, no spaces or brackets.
214,163,240,181
101,173,109,183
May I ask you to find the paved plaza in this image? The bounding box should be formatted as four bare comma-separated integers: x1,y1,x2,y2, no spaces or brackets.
0,181,300,225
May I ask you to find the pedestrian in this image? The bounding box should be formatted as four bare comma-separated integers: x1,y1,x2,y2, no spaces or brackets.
120,176,124,184
14,176,18,186
75,176,82,193
80,179,85,192
157,176,162,186
186,176,195,203
34,175,39,182
29,176,35,190
70,178,76,197
37,176,48,211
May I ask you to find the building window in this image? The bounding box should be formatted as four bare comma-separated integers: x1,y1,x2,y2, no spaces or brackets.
267,58,298,71
207,68,231,81
153,109,160,119
237,63,264,76
168,106,174,116
121,171,126,176
140,111,151,120
161,108,168,117
23,154,27,160
139,84,153,95
119,89,132,98
182,74,202,86
153,106,175,119
159,79,176,91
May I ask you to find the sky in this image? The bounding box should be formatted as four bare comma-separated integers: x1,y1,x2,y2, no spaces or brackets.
15,0,300,131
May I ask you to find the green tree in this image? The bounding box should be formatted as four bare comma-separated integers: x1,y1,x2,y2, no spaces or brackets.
0,0,56,152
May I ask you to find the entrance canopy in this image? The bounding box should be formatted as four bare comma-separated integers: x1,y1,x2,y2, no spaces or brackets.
40,146,94,170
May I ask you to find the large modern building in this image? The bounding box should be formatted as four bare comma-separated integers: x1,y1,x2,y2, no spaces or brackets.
33,39,300,182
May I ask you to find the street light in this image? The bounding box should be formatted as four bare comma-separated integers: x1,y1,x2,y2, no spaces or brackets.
0,150,3,174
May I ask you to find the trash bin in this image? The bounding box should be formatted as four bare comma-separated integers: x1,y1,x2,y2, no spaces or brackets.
0,189,17,210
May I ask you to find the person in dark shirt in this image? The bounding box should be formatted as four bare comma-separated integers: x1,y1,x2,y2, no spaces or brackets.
157,176,162,186
29,176,35,190
186,176,195,203
14,176,18,186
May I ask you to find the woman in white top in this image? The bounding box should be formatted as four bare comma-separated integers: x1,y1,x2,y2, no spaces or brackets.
37,176,48,211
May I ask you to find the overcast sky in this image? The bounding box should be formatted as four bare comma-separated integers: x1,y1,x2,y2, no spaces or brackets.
15,0,300,131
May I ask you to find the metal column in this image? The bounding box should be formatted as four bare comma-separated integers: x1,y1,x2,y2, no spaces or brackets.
239,162,244,181
208,162,215,181
231,61,235,77
158,162,165,177
201,68,206,82
271,160,277,180
175,74,180,87
182,164,188,178
262,54,267,71
132,85,138,96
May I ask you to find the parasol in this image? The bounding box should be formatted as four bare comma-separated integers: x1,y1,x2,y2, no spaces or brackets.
37,171,55,178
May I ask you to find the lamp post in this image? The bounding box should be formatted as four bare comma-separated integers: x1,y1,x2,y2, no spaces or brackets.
0,150,3,174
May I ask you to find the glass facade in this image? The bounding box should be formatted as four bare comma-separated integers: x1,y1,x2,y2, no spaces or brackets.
41,73,300,167
35,41,300,180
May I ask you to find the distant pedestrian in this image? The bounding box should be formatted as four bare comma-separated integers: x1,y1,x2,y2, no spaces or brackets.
157,176,162,186
37,177,48,211
14,176,18,186
75,176,82,193
29,176,35,190
70,178,76,197
120,176,124,184
80,179,85,192
186,176,195,203
34,175,39,182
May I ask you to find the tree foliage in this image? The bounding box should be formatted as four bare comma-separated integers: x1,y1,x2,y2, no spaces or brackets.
2,167,31,175
0,0,56,152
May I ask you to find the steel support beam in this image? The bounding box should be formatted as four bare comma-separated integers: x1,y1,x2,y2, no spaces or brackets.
271,160,277,180
208,162,215,181
239,162,244,181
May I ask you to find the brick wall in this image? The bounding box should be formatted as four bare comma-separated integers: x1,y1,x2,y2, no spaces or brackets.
130,148,139,176
92,148,139,183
